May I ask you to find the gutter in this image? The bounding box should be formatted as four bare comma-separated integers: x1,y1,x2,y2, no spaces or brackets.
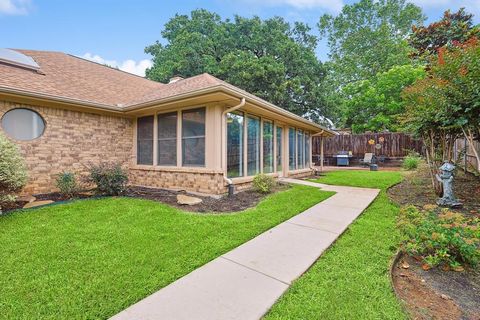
0,86,122,113
221,97,246,187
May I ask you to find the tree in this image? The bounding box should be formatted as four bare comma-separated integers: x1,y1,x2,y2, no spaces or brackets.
434,39,480,172
145,9,331,123
318,0,424,86
402,38,480,190
409,8,479,60
342,65,425,133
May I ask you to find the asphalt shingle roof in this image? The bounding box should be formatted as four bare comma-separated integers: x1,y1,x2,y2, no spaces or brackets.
0,49,230,108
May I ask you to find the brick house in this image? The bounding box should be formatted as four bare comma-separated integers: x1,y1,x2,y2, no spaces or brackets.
0,49,335,195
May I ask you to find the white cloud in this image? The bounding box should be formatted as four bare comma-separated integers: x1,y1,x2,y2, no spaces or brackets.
81,53,153,77
0,0,31,15
410,0,480,17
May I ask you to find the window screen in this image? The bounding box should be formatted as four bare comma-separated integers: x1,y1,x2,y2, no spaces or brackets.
182,108,206,167
158,112,177,166
137,116,154,165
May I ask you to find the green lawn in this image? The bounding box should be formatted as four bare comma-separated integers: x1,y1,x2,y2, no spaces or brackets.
0,185,332,319
265,170,407,320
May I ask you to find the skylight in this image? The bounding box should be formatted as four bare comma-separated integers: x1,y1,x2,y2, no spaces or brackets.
0,49,40,71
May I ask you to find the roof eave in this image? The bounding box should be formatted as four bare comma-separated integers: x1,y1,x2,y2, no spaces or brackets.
124,84,336,136
0,86,123,113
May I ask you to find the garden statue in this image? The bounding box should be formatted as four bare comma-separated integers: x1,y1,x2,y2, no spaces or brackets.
436,161,462,208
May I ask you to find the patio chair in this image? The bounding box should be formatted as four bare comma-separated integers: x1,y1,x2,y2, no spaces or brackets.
359,153,374,167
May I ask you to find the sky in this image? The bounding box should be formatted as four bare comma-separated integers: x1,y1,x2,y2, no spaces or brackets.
2,0,479,76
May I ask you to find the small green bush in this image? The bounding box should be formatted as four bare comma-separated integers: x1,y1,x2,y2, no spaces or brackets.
55,171,78,198
402,155,421,170
0,132,28,210
252,174,276,194
87,162,128,196
398,205,480,269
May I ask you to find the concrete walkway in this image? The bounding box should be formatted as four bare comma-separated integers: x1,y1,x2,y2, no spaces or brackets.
110,179,380,320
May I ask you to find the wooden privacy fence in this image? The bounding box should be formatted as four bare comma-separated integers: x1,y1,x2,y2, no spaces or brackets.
313,132,424,163
453,138,480,172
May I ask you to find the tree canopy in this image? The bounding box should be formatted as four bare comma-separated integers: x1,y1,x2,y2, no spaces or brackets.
403,38,480,174
409,8,479,60
342,65,425,133
318,0,424,85
145,9,330,122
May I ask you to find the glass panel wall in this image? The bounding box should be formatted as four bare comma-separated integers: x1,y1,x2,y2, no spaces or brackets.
289,128,296,170
137,115,154,165
157,112,177,166
247,116,260,176
276,126,282,172
182,108,205,167
297,130,304,169
263,121,274,173
305,132,310,168
227,112,244,178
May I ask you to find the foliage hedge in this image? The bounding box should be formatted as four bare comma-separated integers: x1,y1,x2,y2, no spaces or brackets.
87,162,128,196
253,173,276,194
398,205,480,270
0,132,27,209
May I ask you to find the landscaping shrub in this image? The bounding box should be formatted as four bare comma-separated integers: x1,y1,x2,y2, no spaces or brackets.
55,171,78,198
87,162,128,196
402,155,421,170
252,173,276,194
398,205,480,270
0,132,28,211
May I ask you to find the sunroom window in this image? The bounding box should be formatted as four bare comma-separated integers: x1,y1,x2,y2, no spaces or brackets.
305,132,310,168
297,130,304,169
247,116,260,176
227,112,244,178
276,126,283,172
182,108,206,167
263,120,274,173
289,128,296,170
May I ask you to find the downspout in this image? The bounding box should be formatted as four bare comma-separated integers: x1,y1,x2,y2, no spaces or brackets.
221,98,246,194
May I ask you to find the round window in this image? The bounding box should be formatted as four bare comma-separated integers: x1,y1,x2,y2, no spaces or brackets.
1,108,45,141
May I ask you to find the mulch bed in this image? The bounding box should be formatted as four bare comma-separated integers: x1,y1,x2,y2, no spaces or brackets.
1,185,288,214
124,185,288,213
389,165,480,319
393,254,480,320
0,200,29,212
388,164,480,217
